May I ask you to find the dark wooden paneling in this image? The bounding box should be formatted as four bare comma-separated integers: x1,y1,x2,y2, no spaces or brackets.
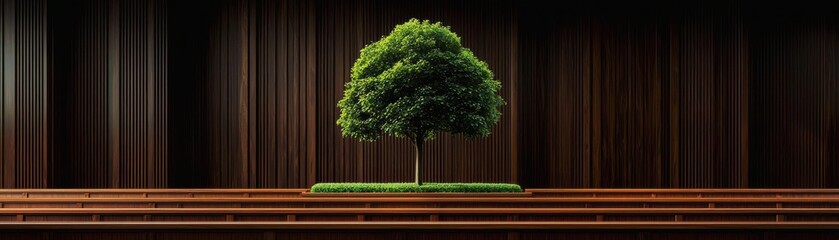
594,13,667,188
687,8,750,188
519,9,591,188
169,0,315,188
0,0,48,188
50,0,110,188
171,0,516,187
674,8,749,188
116,0,168,188
520,4,750,188
49,0,167,188
748,14,839,188
0,0,833,188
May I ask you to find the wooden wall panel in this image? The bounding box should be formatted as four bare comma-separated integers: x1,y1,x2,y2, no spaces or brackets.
315,0,518,184
115,0,167,188
171,0,515,187
0,0,48,188
49,0,167,188
248,0,317,188
15,0,47,188
520,4,750,188
0,0,834,188
169,0,315,188
50,0,110,188
748,13,839,187
673,9,749,188
519,8,591,188
594,13,667,188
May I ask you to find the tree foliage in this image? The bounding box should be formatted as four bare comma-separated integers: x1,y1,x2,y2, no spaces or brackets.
337,19,504,143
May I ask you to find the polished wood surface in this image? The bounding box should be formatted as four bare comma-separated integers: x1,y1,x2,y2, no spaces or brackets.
1,0,48,188
0,188,837,238
520,2,754,188
49,0,169,188
0,221,838,230
4,197,839,204
0,189,834,224
0,207,837,214
169,0,318,188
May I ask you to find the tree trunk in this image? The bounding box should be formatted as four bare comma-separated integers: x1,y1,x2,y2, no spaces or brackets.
415,139,424,185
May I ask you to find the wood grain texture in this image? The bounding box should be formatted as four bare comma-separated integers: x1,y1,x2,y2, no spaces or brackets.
747,11,839,188
49,0,167,188
1,189,839,225
0,0,48,188
0,0,835,188
2,188,839,238
520,3,750,188
169,0,315,188
0,221,836,229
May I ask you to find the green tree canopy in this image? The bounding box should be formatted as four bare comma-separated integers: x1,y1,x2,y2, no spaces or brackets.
338,18,503,142
337,19,504,184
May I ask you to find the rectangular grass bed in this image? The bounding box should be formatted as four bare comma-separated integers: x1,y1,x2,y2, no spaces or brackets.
310,183,523,193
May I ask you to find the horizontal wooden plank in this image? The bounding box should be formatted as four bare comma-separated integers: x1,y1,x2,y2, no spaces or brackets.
0,208,835,214
0,197,839,203
0,221,838,230
3,197,839,203
5,189,837,194
0,189,836,197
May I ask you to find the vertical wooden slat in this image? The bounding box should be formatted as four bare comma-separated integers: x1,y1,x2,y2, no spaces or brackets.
306,0,317,187
108,0,119,187
508,4,518,184
3,0,16,188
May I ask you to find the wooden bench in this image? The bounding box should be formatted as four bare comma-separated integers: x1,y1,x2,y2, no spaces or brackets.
1,189,839,209
0,221,838,230
4,188,838,198
0,189,836,232
0,197,837,209
0,207,835,222
0,189,308,198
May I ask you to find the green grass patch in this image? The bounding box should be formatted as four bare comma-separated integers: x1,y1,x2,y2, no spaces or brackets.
310,182,523,193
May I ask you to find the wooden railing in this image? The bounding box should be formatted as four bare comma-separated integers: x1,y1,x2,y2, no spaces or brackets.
0,207,837,222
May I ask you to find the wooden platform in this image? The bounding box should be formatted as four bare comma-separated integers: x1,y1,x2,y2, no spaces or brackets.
0,189,838,239
0,189,835,226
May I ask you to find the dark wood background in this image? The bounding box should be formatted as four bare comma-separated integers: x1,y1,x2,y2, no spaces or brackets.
0,0,834,188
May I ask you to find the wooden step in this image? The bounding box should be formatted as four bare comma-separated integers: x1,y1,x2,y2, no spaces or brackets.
0,207,833,214
0,221,837,230
3,197,839,203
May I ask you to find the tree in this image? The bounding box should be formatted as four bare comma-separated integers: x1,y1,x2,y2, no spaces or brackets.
337,19,504,185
